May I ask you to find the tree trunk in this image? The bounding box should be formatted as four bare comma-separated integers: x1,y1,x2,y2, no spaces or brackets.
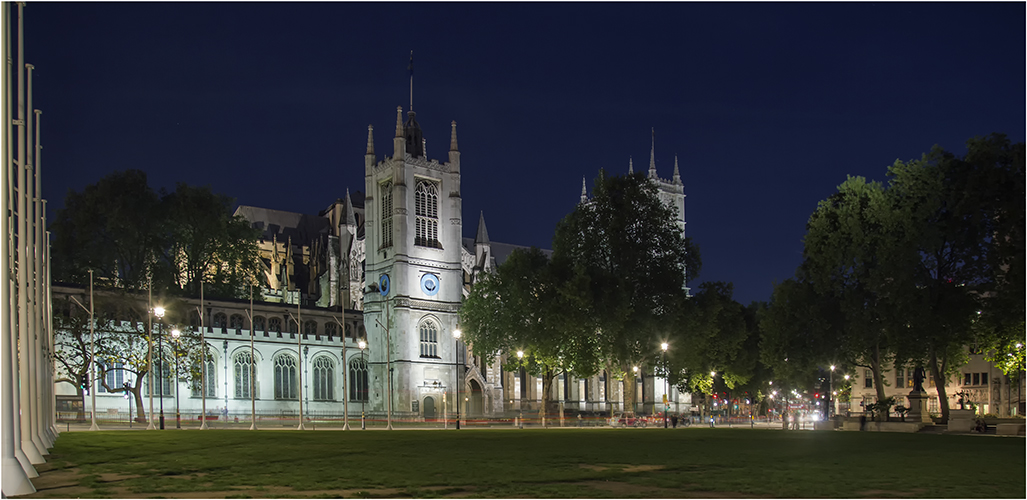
870,343,889,421
623,367,637,416
132,384,147,422
928,347,949,422
539,367,554,427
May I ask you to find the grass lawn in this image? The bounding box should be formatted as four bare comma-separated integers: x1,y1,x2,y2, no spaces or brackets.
19,428,1025,498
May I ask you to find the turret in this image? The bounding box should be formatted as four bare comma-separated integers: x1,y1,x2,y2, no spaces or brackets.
448,120,460,173
392,106,405,160
364,125,375,172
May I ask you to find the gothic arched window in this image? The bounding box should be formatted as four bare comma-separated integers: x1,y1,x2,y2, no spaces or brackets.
274,353,298,400
234,352,256,399
419,319,438,358
213,312,228,333
230,314,245,334
349,358,368,402
304,320,317,338
269,317,282,337
253,316,266,335
192,354,217,398
312,356,334,401
325,322,338,341
380,180,394,249
414,180,440,248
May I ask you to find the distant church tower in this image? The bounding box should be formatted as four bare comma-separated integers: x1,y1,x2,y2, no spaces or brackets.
362,105,465,421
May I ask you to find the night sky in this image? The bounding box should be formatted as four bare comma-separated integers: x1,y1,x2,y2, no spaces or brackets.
20,2,1026,305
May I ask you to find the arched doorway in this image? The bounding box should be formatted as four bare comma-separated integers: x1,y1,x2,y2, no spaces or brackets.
424,396,436,421
469,380,484,416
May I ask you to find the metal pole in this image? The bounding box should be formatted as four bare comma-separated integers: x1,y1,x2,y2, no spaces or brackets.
88,270,98,431
199,281,207,430
146,278,155,429
455,335,460,430
158,319,164,430
334,316,349,430
376,317,393,430
174,334,180,429
294,300,304,430
248,285,256,430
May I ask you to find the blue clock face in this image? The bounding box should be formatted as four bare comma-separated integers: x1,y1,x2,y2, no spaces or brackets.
379,274,390,296
420,273,440,296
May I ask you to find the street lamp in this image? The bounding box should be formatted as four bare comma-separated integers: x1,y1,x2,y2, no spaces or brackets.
453,328,462,430
155,306,166,430
171,328,181,429
632,366,639,415
661,342,668,429
829,365,835,420
358,339,367,430
517,350,524,428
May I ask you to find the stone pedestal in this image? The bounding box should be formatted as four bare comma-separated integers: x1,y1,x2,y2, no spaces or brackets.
947,409,976,432
906,390,933,423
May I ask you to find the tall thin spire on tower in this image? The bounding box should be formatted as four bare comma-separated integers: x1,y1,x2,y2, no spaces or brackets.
648,127,657,179
365,125,374,155
628,157,634,174
580,177,588,203
450,121,458,151
673,155,682,185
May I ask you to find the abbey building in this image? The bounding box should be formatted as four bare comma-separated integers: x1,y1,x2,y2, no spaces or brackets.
54,104,694,424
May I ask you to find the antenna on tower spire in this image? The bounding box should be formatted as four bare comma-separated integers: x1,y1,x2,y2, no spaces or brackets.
408,50,414,111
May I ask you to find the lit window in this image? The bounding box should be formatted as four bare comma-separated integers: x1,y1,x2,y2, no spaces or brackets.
349,358,369,402
191,355,217,398
274,354,298,400
419,319,439,358
312,356,334,401
415,180,440,248
234,352,255,399
380,180,393,249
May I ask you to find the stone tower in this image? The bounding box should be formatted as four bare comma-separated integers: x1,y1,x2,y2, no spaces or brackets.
362,106,465,421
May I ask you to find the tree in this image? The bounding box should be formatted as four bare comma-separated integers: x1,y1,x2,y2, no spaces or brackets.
885,134,1025,420
51,170,261,299
801,176,902,412
460,247,600,425
50,170,162,290
665,282,753,412
552,171,700,415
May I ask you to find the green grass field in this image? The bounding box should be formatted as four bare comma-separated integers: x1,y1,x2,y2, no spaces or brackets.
20,428,1026,498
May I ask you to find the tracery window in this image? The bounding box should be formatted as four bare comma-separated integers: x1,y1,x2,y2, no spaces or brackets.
419,319,438,358
230,314,245,334
274,353,298,400
304,320,317,338
213,312,228,333
325,322,338,341
349,358,369,402
312,356,334,401
234,352,256,399
414,180,440,248
253,316,266,335
145,357,174,397
191,354,217,398
380,180,393,249
269,317,282,337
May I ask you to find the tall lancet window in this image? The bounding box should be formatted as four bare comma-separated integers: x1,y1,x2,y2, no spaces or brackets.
415,180,440,248
380,180,393,249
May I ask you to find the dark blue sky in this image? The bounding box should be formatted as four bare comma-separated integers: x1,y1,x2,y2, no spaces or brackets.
23,2,1026,305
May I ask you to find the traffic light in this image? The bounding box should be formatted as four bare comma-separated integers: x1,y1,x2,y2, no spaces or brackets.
81,373,88,389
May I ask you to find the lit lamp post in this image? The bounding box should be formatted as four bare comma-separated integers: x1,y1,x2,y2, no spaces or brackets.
155,306,166,430
171,328,181,429
358,339,367,430
517,350,524,428
123,380,132,428
661,342,669,428
453,328,462,430
843,374,850,416
710,371,716,427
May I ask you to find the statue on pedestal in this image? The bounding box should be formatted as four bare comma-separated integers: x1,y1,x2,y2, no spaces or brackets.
912,366,926,392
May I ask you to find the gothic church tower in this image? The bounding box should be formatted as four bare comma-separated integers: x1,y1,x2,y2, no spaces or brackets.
363,106,464,420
